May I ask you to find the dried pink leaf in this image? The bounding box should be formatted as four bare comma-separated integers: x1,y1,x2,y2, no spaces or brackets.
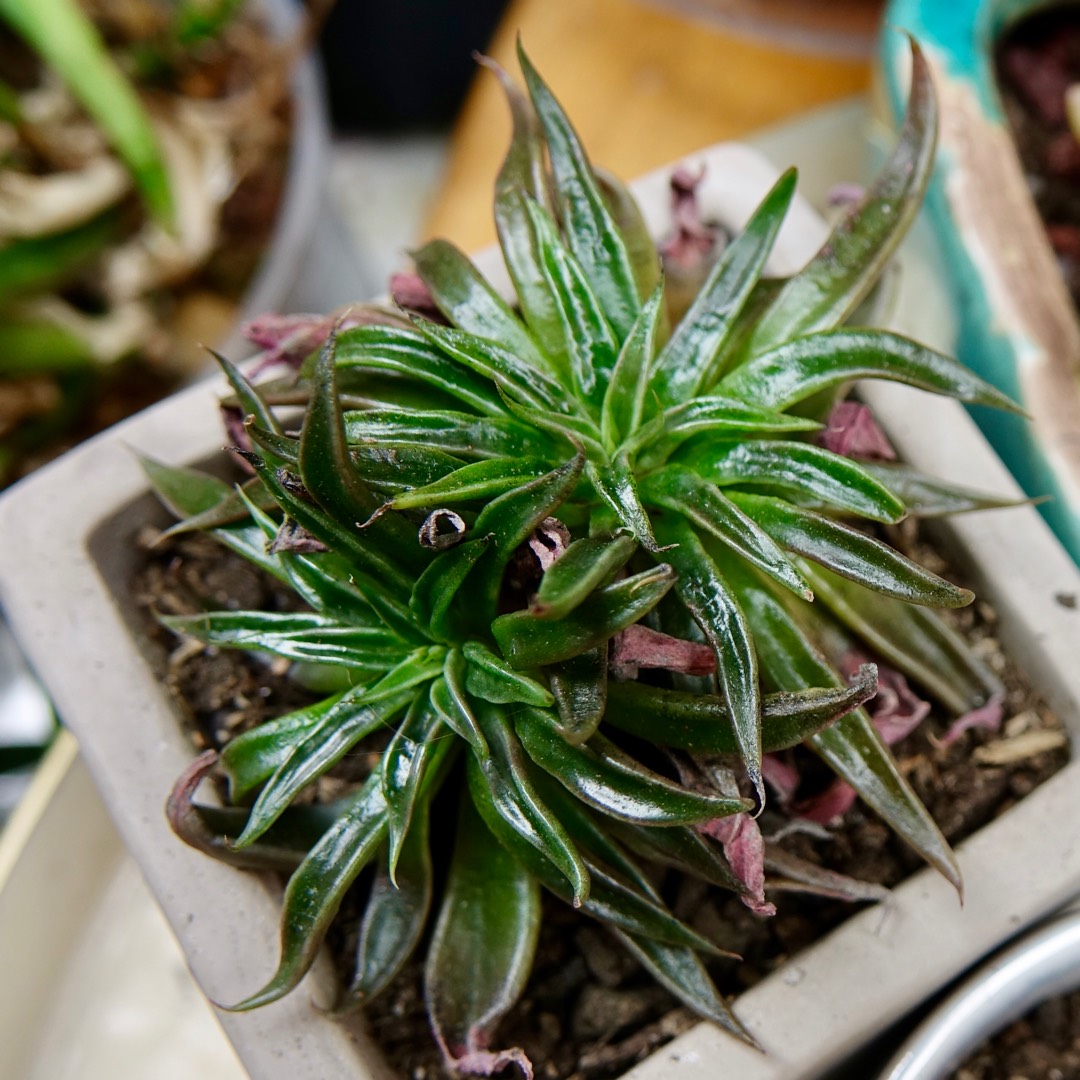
819,401,897,461
935,691,1005,749
610,623,715,680
658,164,722,271
434,1030,534,1080
698,812,775,917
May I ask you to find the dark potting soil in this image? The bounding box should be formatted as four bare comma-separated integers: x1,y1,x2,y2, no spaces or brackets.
132,522,1069,1080
953,988,1080,1079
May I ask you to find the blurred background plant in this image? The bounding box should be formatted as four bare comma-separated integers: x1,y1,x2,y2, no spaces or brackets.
0,0,302,488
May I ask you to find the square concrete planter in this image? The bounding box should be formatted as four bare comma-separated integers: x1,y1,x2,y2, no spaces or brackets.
2,142,1080,1080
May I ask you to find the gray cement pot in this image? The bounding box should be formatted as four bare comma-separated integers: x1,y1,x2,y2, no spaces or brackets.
1,141,1079,1080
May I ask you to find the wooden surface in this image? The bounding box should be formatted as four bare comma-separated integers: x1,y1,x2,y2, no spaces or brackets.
425,0,872,250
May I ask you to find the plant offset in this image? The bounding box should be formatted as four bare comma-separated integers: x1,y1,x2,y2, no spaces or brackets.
148,43,1020,1077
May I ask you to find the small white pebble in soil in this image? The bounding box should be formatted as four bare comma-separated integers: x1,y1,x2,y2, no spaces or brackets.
973,730,1069,766
1004,709,1040,737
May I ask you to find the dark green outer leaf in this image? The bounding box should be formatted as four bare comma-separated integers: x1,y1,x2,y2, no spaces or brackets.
344,822,432,1008
683,439,906,523
641,465,812,600
466,756,723,955
604,664,879,753
801,561,1001,714
472,699,591,905
519,42,640,340
718,329,1021,415
334,325,505,417
411,237,549,371
300,334,420,572
587,457,660,551
729,561,960,890
431,653,489,758
859,461,1029,517
731,492,974,608
234,649,444,848
350,442,465,495
607,819,745,896
516,709,749,825
652,516,763,805
493,563,675,669
248,454,413,596
425,792,540,1070
498,390,607,460
548,648,608,745
651,167,797,404
532,529,637,620
602,281,665,450
224,766,388,1010
522,197,620,407
214,351,282,438
737,43,936,357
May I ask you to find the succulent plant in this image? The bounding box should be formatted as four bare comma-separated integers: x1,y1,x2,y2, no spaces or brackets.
146,42,1020,1077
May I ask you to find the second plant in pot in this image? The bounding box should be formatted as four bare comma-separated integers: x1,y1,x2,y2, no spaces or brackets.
128,40,1060,1078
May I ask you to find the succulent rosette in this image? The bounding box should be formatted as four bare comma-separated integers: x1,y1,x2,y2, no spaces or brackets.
146,42,1017,1076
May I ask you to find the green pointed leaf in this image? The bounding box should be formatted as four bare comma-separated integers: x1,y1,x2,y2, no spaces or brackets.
516,708,749,825
224,767,388,1010
607,819,745,895
532,529,637,620
801,560,1001,713
652,167,798,404
729,561,960,889
344,408,554,460
519,43,640,340
859,461,1030,517
472,699,591,905
497,390,607,460
653,515,763,804
350,442,465,494
220,693,346,803
602,282,665,450
141,456,231,520
425,791,540,1072
334,325,506,417
738,44,937,357
469,455,585,619
412,238,549,371
493,563,675,668
587,457,661,551
213,350,282,437
410,535,492,643
718,330,1021,415
635,396,821,463
430,652,489,758
641,466,813,600
596,167,663,302
487,56,564,359
604,663,879,754
160,611,406,670
345,827,432,1008
731,492,974,607
522,197,621,407
382,694,453,881
416,318,567,412
548,648,608,745
463,641,554,707
612,930,752,1043
388,457,550,511
681,439,906,522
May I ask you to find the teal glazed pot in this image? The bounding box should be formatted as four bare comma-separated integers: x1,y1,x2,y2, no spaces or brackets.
881,0,1080,564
